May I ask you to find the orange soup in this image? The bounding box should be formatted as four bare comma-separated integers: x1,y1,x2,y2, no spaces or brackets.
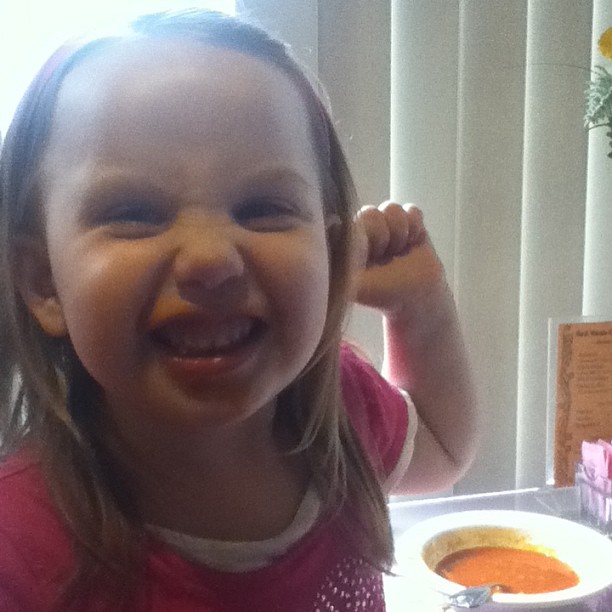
435,546,579,594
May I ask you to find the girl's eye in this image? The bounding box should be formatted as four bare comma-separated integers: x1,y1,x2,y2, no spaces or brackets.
233,198,298,232
98,199,170,236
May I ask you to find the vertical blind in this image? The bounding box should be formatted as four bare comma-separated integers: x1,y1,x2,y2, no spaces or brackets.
245,0,612,495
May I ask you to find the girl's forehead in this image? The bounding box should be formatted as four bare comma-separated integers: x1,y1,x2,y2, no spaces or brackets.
45,39,318,167
55,39,297,115
42,39,323,197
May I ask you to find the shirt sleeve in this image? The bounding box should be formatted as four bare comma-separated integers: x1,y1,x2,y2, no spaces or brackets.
0,452,75,611
340,343,417,494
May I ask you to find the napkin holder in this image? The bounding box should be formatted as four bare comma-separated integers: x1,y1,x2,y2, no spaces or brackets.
575,461,612,535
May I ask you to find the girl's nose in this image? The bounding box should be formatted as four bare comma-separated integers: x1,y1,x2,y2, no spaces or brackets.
172,220,246,297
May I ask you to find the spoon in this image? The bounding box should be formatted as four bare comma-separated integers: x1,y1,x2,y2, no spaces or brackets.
442,583,508,609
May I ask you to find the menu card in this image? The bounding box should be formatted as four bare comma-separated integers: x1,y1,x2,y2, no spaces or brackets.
553,320,612,487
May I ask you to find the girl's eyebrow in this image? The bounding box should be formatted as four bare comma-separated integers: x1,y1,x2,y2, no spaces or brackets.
82,179,146,199
243,166,319,192
78,169,164,194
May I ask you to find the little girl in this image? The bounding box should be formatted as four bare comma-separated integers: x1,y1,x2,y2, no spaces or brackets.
0,9,478,611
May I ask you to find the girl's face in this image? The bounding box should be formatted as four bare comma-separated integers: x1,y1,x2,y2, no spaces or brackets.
28,40,332,439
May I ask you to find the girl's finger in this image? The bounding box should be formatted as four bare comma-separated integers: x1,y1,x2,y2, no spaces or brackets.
379,201,412,255
402,204,426,244
355,206,391,265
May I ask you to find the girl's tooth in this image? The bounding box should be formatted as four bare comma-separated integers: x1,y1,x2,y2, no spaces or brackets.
164,320,252,354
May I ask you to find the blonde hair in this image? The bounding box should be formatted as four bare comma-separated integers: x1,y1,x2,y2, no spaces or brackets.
0,9,392,607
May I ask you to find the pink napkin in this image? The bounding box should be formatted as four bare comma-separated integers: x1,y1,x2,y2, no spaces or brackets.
581,439,612,479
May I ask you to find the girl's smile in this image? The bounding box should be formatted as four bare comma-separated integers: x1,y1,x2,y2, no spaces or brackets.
150,314,265,387
33,40,333,438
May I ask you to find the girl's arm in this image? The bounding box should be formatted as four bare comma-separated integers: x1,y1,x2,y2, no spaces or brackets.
353,202,480,494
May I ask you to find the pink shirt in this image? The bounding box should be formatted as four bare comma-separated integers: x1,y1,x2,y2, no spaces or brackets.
0,345,415,611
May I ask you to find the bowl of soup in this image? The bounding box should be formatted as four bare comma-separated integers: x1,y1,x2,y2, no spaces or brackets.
394,510,612,610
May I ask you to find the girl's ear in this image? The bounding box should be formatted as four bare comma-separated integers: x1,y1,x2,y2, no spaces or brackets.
13,237,67,337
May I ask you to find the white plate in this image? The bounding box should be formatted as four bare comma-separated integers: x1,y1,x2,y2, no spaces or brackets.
394,510,612,609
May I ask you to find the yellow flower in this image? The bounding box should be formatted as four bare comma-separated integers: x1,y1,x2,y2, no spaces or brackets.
599,28,612,60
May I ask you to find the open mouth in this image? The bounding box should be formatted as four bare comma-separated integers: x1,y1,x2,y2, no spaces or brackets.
151,317,263,359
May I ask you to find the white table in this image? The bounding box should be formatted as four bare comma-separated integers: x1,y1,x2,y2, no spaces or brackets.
384,486,611,611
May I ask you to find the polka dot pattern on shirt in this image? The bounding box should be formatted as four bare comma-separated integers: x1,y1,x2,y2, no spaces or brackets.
313,556,385,611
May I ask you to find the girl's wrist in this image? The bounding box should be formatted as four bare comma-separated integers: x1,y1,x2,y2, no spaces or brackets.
383,278,457,340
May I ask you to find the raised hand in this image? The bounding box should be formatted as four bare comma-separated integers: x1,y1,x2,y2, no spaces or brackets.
353,202,447,325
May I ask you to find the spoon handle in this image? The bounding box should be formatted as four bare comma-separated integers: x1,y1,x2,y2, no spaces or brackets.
443,584,499,609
